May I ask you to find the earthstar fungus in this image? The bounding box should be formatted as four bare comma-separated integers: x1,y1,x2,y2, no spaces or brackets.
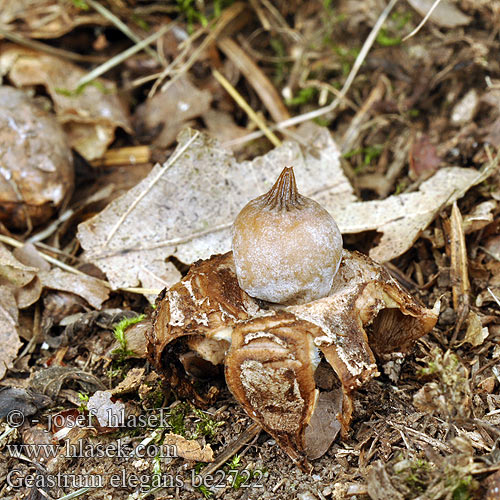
147,167,438,472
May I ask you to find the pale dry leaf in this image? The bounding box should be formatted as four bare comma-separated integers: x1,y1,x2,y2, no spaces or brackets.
0,243,42,309
0,285,22,380
78,124,494,293
406,0,471,28
304,389,342,459
463,200,497,233
0,0,105,38
0,243,38,287
0,45,131,161
78,123,354,291
39,267,109,309
333,166,494,263
134,75,212,148
460,311,489,347
163,433,214,462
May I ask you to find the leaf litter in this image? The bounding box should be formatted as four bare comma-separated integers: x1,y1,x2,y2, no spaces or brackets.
0,1,499,499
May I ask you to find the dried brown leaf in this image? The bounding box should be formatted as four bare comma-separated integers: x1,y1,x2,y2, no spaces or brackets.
460,311,489,347
0,243,37,287
39,268,109,309
134,76,212,148
0,45,131,160
163,433,214,462
0,286,22,380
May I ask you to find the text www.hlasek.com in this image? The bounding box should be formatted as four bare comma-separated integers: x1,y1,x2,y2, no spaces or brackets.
7,439,178,459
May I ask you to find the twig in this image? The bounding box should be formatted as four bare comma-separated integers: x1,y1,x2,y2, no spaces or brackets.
217,37,290,123
0,234,96,279
104,130,200,246
212,69,282,147
449,201,470,343
85,0,161,63
76,24,173,88
150,2,247,97
199,422,261,478
0,26,106,63
402,0,443,41
488,287,500,307
222,0,399,148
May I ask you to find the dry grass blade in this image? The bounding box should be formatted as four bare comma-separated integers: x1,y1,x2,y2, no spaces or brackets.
340,76,386,154
150,2,248,97
0,234,92,279
487,287,500,307
0,26,105,63
449,201,470,342
212,69,282,147
76,24,174,89
217,37,290,123
402,0,443,41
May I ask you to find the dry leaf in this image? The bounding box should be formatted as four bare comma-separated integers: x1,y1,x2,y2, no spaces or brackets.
407,0,471,28
39,268,109,309
134,76,212,148
460,311,489,347
0,286,22,380
111,367,146,396
304,389,342,459
0,0,105,38
0,243,42,309
0,243,38,287
163,433,214,462
78,125,493,293
463,200,497,233
0,45,132,160
340,166,494,263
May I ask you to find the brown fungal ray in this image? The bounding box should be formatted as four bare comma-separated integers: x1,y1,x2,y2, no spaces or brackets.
224,312,318,473
147,252,260,402
147,252,260,372
287,250,438,430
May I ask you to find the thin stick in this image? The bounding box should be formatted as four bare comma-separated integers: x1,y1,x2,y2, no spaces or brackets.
199,422,261,478
76,24,173,88
212,69,282,147
104,130,200,246
86,0,160,63
402,0,443,41
222,0,399,148
0,234,102,280
121,287,162,295
0,26,106,63
150,2,246,97
488,287,500,307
